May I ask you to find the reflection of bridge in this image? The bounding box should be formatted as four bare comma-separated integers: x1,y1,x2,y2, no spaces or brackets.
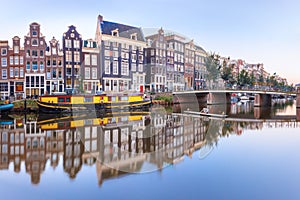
173,89,299,108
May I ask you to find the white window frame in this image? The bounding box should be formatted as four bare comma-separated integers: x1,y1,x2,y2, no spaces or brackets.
92,68,97,79
2,69,7,79
91,55,97,66
1,58,7,67
84,54,90,65
85,67,90,79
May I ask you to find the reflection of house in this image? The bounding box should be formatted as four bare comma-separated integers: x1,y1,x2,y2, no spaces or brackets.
24,121,47,184
0,118,25,172
63,128,83,179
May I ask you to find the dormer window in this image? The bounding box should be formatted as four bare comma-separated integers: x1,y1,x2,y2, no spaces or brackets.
32,39,38,46
112,29,119,37
1,48,7,56
131,33,137,40
32,31,37,37
14,46,19,54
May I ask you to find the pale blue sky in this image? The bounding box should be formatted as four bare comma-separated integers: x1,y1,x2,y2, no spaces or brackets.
1,0,299,84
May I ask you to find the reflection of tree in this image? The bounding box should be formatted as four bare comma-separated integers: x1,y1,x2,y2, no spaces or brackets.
205,119,224,146
221,122,235,136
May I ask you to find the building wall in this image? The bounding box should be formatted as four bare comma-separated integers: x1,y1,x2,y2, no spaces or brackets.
24,22,47,97
0,41,9,99
45,37,64,94
62,25,82,91
82,39,100,93
9,36,25,99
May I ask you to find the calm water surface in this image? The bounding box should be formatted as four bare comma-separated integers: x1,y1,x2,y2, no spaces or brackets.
1,100,300,200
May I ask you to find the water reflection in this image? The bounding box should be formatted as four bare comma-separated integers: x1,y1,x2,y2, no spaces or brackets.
0,101,300,186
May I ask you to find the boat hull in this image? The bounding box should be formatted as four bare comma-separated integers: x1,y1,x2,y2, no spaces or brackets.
36,100,151,114
0,103,14,112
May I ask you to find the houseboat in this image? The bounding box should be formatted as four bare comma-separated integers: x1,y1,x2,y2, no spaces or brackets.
36,92,151,113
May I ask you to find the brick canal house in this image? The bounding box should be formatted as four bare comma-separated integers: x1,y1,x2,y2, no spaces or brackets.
95,15,146,92
45,37,64,94
24,22,47,97
62,25,83,91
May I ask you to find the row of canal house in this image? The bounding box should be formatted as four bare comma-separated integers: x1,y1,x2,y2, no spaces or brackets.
0,15,208,99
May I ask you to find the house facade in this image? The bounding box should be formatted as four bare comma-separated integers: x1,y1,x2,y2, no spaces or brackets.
95,15,146,92
82,39,100,94
9,36,25,99
0,41,9,99
45,37,64,94
24,22,47,97
62,25,83,91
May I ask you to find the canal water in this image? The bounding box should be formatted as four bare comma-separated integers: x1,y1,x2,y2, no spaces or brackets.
0,100,300,200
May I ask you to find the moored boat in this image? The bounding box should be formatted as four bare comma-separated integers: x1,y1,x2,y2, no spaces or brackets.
36,92,151,113
0,103,14,112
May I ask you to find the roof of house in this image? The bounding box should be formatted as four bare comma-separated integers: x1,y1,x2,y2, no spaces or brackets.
101,21,145,42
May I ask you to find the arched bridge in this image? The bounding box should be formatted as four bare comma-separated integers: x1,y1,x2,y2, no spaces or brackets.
172,89,300,108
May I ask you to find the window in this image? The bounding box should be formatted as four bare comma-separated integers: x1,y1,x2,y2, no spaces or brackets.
131,63,136,72
92,68,97,79
10,56,13,65
58,60,62,66
36,76,39,87
1,58,7,67
74,51,80,62
74,40,80,49
20,57,23,65
47,60,50,66
13,46,19,54
58,69,62,78
105,60,110,74
10,68,14,78
138,64,143,72
66,51,72,62
14,56,19,65
91,55,97,65
84,97,93,102
26,50,30,57
113,61,118,75
65,39,72,48
58,98,65,102
32,31,37,36
52,68,56,78
32,50,38,57
121,62,129,76
112,30,119,37
66,65,72,76
15,67,19,77
32,39,38,46
26,61,30,70
1,48,7,55
52,59,56,66
131,33,137,40
20,68,24,77
40,61,44,71
2,69,7,79
84,54,90,65
47,69,51,79
32,61,38,70
52,47,56,55
74,65,80,76
85,68,90,79
40,50,44,57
